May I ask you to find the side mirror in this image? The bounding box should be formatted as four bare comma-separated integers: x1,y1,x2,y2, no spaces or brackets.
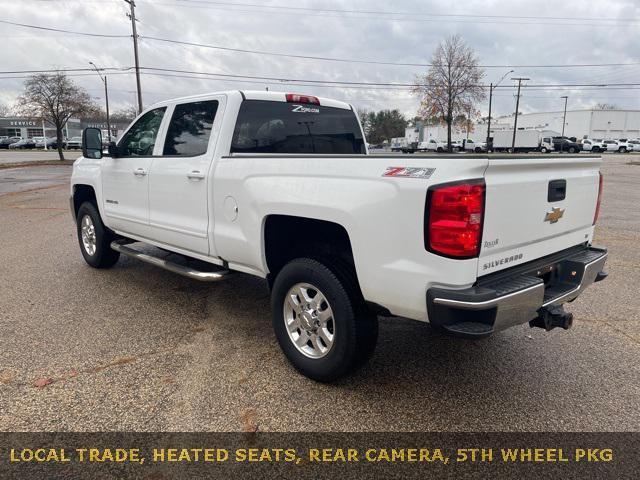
107,141,120,158
82,128,102,159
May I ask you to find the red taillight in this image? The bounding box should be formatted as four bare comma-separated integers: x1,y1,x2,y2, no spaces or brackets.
593,171,603,225
426,180,485,258
285,93,320,105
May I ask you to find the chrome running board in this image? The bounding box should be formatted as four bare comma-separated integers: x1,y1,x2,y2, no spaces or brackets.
110,240,232,282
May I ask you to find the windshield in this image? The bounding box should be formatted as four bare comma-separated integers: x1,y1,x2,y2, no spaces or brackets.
231,100,365,154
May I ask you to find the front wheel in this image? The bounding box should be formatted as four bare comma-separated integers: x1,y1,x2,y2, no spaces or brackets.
271,258,378,382
568,146,576,153
76,202,120,268
540,147,548,153
619,147,627,153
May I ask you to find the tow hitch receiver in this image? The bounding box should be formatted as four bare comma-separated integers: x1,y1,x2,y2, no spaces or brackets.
530,305,574,331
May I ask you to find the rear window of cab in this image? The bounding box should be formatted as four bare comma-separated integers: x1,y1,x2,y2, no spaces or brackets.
230,100,365,155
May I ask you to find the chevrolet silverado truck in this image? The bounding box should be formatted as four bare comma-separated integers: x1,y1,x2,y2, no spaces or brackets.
70,90,607,381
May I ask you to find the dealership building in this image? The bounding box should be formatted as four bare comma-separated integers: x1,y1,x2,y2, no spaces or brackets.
490,109,640,140
0,117,129,140
415,108,640,143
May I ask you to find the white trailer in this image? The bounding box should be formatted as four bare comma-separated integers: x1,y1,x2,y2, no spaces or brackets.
390,137,408,152
492,129,555,153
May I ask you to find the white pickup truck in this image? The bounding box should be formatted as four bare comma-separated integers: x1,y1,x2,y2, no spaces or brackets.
70,90,607,381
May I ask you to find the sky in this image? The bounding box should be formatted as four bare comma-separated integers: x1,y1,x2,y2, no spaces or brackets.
0,0,639,120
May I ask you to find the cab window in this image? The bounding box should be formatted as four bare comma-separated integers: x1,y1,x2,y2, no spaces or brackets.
118,107,166,156
163,100,219,156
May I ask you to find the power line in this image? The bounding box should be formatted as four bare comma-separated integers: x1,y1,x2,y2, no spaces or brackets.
2,66,640,91
28,0,640,24
0,19,130,38
149,0,640,25
141,36,640,69
3,18,640,69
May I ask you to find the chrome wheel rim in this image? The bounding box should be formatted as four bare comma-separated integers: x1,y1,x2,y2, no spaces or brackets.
283,282,335,359
80,214,97,256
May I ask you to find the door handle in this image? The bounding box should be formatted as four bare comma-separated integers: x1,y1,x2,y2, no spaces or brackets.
187,170,206,180
133,168,148,177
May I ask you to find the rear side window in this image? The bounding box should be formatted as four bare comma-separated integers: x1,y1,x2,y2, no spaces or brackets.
230,100,365,154
163,100,218,156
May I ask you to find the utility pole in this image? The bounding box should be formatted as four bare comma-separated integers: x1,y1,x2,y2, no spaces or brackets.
89,62,111,142
560,95,568,137
124,0,143,113
486,69,513,150
511,77,529,152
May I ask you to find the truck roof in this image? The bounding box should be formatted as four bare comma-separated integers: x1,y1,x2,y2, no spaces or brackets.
149,90,353,111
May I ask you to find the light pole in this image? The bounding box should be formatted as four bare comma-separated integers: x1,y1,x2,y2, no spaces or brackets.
89,62,111,142
486,69,513,149
511,77,530,152
560,95,568,137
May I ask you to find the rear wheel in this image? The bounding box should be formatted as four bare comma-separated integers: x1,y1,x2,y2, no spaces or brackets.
76,202,120,269
271,258,377,382
619,147,627,153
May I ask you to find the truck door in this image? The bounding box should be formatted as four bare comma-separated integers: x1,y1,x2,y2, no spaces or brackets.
101,107,167,238
147,97,225,256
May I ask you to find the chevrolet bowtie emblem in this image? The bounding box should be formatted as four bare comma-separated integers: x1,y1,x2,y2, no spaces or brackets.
544,207,565,224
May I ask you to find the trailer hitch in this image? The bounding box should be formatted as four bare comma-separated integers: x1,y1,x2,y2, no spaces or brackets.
530,305,574,331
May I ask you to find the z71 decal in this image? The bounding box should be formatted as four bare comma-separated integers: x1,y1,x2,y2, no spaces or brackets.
383,167,435,179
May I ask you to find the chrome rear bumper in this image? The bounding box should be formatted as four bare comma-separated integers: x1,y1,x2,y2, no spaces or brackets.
427,246,607,338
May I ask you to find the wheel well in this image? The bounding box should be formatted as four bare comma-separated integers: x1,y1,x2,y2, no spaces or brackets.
72,184,97,217
264,215,356,279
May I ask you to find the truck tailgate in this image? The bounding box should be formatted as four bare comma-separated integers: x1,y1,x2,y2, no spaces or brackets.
479,156,602,276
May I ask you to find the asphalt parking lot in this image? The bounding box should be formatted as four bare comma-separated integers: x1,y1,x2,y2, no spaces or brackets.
0,154,638,432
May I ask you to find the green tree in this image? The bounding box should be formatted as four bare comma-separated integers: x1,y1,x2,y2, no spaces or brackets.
361,109,408,144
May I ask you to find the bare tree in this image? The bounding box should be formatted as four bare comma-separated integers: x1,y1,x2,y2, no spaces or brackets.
110,105,139,123
17,72,99,160
0,103,12,117
594,102,618,110
412,35,486,151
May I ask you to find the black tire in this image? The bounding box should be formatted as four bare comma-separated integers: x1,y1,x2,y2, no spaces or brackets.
568,146,576,153
76,201,120,268
593,146,600,153
271,258,378,382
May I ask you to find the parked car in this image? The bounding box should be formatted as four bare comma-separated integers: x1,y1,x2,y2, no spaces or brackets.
582,138,608,152
614,139,632,153
70,90,607,381
422,139,449,152
0,136,21,149
602,140,619,152
462,139,487,153
9,138,36,149
65,136,83,150
34,137,59,149
552,137,582,153
627,139,640,152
